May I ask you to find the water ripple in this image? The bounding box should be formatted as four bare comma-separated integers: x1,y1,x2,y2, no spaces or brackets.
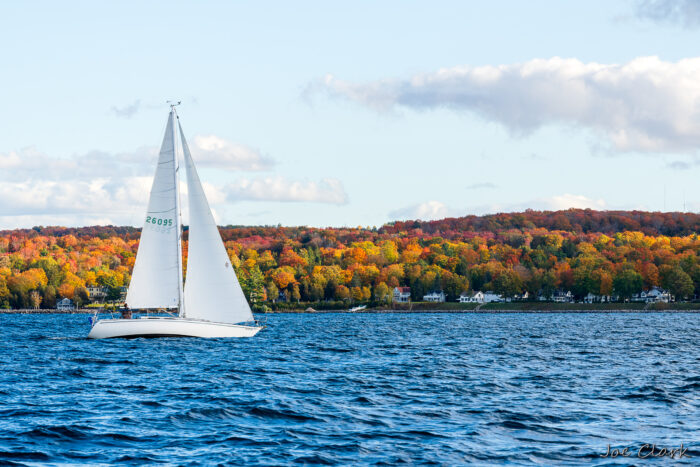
0,312,699,464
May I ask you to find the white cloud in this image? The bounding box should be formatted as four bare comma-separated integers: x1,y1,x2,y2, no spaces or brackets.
636,0,700,28
225,177,348,204
0,134,274,185
0,147,156,225
542,194,606,210
0,178,151,216
111,100,141,118
467,194,607,215
190,135,273,171
0,140,344,227
389,195,607,222
0,146,157,181
0,214,122,230
389,201,450,221
200,181,227,205
319,56,700,153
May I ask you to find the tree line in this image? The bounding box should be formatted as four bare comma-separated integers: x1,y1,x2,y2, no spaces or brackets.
1,209,699,309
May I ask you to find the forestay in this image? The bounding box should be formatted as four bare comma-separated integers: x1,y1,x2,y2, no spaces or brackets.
179,121,254,324
125,112,182,309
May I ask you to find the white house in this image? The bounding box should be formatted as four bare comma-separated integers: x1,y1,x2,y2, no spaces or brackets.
631,292,646,303
552,291,574,303
646,287,672,303
483,292,504,303
87,286,128,302
393,287,411,303
56,298,74,311
584,293,612,303
538,291,573,302
458,291,503,303
459,291,482,303
87,286,107,301
512,291,529,301
635,287,672,303
423,291,445,302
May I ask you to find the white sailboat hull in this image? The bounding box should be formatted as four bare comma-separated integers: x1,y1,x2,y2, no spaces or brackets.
87,317,263,339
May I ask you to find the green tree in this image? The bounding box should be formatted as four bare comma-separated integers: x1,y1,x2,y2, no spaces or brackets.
374,282,390,303
443,273,468,300
0,276,10,308
325,278,339,300
266,282,279,302
541,270,557,298
290,283,301,302
247,266,265,303
380,241,399,264
572,267,595,299
105,286,121,302
8,275,31,308
493,269,523,298
257,250,277,270
689,264,700,296
31,257,61,287
42,285,57,309
309,281,324,301
665,268,694,300
613,268,643,300
97,272,120,288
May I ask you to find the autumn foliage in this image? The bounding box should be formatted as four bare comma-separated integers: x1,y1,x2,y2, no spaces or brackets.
1,209,700,309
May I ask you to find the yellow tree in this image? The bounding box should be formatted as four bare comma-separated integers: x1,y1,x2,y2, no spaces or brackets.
57,283,75,299
29,290,42,309
361,286,371,301
270,267,297,291
335,285,350,301
374,282,390,303
351,286,363,302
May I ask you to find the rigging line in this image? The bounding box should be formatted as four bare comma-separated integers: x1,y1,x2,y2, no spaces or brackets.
146,208,177,214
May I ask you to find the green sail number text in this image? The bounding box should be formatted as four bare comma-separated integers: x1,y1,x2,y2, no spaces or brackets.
146,216,173,227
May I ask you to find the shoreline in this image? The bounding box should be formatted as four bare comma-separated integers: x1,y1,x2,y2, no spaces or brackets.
267,308,700,314
3,306,700,314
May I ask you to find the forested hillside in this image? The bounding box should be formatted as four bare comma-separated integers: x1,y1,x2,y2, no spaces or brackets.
1,209,699,309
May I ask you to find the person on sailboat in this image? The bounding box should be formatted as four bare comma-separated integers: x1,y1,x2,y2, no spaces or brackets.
121,304,132,319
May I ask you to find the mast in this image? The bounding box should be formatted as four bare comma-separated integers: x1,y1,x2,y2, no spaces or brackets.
170,101,186,317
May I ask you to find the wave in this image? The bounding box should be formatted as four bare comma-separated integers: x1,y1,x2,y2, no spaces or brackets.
249,406,322,422
0,450,51,462
3,312,700,464
22,425,91,440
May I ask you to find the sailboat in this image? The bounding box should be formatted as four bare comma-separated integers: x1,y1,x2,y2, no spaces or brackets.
87,105,263,338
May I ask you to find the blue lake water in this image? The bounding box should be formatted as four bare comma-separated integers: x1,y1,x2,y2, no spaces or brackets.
1,312,699,465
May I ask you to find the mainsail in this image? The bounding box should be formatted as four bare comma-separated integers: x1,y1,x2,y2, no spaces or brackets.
179,120,254,324
125,111,183,309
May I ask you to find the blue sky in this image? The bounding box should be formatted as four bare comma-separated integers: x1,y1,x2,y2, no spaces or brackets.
1,1,699,228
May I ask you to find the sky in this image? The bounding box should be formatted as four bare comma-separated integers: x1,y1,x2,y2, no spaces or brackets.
1,0,700,229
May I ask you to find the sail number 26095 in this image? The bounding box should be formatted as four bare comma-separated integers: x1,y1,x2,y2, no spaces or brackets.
146,216,173,227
